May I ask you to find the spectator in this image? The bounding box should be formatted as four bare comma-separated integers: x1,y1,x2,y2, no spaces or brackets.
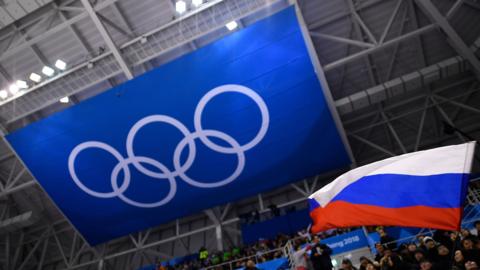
359,256,373,270
433,244,451,270
375,243,386,262
413,249,426,269
380,254,408,270
450,231,462,251
462,238,480,264
419,259,433,270
418,235,427,251
210,253,221,265
461,229,474,240
402,243,418,264
199,247,208,265
245,260,260,270
466,261,479,270
453,250,466,270
292,244,309,270
377,227,397,251
310,235,333,270
423,237,438,261
341,259,357,270
232,246,241,258
366,262,380,270
223,250,231,262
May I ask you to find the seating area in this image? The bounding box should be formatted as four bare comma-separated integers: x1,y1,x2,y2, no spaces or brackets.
136,204,480,270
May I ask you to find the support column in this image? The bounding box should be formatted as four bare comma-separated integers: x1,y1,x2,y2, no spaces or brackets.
98,259,104,270
215,225,223,251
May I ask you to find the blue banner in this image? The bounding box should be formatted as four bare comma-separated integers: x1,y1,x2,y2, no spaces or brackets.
322,229,369,255
242,209,311,244
7,7,350,245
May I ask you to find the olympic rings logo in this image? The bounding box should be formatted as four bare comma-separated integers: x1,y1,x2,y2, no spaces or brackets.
68,84,270,208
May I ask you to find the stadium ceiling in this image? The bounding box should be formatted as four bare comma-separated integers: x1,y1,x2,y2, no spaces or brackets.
0,0,478,269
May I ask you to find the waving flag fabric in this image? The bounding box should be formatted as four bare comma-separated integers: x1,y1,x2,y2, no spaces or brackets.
309,142,476,233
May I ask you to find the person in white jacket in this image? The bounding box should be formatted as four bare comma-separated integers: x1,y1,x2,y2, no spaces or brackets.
293,244,310,270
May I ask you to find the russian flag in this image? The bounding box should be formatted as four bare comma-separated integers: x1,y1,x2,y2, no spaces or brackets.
309,142,476,233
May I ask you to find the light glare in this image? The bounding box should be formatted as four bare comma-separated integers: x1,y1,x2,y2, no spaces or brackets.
226,21,238,31
60,96,70,103
16,80,28,89
9,84,19,95
192,0,203,7
0,90,7,99
42,66,55,77
29,72,42,83
55,59,67,70
176,0,187,13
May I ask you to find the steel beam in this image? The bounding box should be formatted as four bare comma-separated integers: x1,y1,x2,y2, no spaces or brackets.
433,94,480,115
415,0,480,79
346,0,377,45
0,0,120,62
446,0,464,19
380,111,407,153
349,133,396,157
324,24,436,71
291,0,357,165
80,0,133,80
54,2,93,56
346,0,378,86
414,98,429,151
429,96,466,142
348,87,479,134
257,193,264,211
309,31,374,48
379,0,403,44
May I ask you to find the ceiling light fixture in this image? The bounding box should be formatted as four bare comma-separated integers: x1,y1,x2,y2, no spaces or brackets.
192,0,203,7
42,66,55,77
176,0,187,14
16,80,28,89
60,96,70,103
55,59,67,70
0,90,8,99
226,21,238,31
29,72,42,83
9,84,19,95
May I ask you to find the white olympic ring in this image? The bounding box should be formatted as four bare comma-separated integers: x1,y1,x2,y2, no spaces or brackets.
67,84,270,208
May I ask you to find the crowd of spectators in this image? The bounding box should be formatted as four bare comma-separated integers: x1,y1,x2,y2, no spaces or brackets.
291,224,480,270
361,225,480,270
152,226,356,270
153,233,290,270
152,222,480,270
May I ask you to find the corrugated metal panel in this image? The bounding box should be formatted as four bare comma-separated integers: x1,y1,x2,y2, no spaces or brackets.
97,5,131,46
0,48,41,86
451,4,480,46
0,0,277,123
421,30,457,65
34,28,87,67
116,0,172,35
0,0,53,29
73,16,107,55
356,0,398,40
300,0,348,27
